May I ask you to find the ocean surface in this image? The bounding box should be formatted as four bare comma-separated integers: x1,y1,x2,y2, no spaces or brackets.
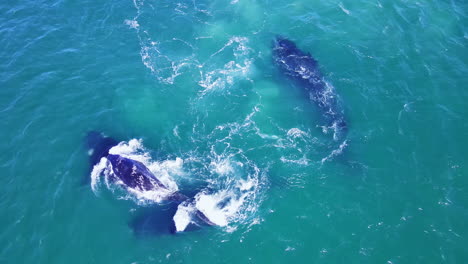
1,0,467,263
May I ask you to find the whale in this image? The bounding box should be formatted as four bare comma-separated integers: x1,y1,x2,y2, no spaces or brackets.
105,154,188,202
85,131,215,234
86,131,187,202
272,36,347,139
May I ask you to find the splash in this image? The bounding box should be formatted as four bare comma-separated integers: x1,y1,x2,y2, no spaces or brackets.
171,108,269,232
321,140,348,163
173,174,261,232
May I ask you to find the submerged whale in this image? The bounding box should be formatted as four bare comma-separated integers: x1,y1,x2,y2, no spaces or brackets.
272,36,347,139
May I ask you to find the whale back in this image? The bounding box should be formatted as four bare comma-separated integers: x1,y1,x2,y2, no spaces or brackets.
272,37,323,92
107,154,167,191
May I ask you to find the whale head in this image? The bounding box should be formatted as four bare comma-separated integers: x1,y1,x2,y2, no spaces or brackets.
273,36,299,58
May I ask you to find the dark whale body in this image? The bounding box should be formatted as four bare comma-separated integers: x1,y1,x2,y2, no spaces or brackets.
85,131,213,234
86,131,187,202
107,154,166,191
272,37,347,139
106,154,187,202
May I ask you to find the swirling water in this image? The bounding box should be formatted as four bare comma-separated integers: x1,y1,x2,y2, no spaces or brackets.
1,0,467,263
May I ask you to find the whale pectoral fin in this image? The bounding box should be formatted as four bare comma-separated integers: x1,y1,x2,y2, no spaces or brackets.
194,210,216,226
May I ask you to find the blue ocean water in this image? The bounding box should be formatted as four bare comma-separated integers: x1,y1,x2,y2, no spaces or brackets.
1,0,467,263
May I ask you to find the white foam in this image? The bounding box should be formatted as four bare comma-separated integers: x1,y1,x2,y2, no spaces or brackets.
190,110,264,231
129,0,256,88
321,140,348,163
173,125,181,139
90,157,108,193
173,152,264,232
195,191,232,226
198,37,253,96
280,156,310,165
198,59,252,95
173,202,195,232
124,19,139,29
210,158,235,175
287,128,308,138
238,178,255,191
190,185,254,228
338,3,351,15
108,139,146,158
125,189,169,204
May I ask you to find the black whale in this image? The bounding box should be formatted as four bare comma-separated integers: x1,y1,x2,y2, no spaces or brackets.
86,131,214,234
87,131,187,202
272,37,346,139
106,154,188,202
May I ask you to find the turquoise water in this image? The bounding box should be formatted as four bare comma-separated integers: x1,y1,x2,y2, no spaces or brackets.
1,0,467,262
